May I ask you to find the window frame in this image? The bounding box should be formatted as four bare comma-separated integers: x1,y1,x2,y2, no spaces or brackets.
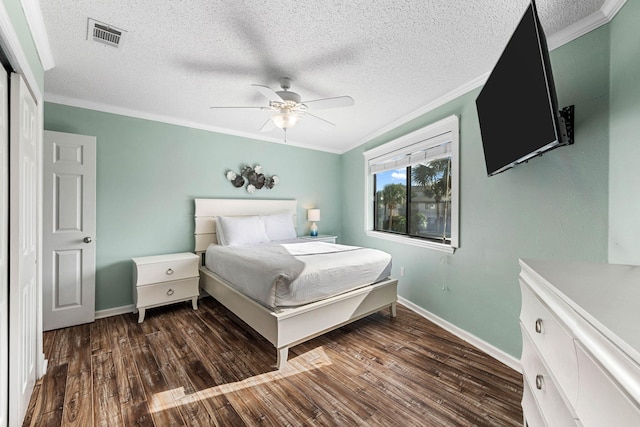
363,115,459,253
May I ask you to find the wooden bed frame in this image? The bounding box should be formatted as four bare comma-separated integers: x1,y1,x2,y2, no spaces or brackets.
194,198,398,369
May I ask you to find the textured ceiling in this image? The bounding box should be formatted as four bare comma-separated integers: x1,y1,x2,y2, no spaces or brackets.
39,0,606,153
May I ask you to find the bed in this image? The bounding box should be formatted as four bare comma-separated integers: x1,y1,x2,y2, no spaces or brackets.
194,198,398,369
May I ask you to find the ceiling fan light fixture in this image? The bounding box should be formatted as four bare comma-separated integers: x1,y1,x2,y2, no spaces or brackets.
272,111,300,129
211,78,349,134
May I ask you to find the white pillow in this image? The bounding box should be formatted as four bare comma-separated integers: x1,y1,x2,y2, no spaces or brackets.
215,216,270,247
214,216,228,246
261,213,297,241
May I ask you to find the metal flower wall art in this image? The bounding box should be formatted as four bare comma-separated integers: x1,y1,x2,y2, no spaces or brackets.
226,164,279,193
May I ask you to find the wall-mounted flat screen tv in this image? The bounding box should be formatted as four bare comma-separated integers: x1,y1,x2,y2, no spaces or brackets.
476,1,573,176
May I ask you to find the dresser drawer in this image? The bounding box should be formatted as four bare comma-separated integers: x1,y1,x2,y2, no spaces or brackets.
574,342,640,427
521,329,578,426
134,255,199,286
522,379,546,427
520,281,579,405
136,277,199,308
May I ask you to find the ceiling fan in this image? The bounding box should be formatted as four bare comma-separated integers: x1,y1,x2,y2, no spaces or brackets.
210,77,354,133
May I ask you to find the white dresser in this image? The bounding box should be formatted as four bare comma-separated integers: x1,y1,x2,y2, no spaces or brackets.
519,259,640,426
132,252,200,323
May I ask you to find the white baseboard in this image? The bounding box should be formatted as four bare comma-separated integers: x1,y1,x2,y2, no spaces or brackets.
95,304,135,320
398,296,521,373
38,353,48,378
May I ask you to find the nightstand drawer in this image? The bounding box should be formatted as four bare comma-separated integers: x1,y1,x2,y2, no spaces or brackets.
520,281,578,404
134,254,199,286
136,277,199,308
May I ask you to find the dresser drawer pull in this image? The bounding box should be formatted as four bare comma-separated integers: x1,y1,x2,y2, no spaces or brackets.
167,289,174,296
535,374,544,390
535,318,543,334
166,268,174,275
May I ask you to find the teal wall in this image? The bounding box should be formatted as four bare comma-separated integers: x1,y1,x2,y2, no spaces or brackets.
609,0,640,265
44,105,343,310
340,25,611,358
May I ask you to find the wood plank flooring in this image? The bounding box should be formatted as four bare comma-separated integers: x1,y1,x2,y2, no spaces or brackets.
24,298,523,426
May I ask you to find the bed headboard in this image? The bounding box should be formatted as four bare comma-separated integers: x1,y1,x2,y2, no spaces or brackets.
194,198,298,257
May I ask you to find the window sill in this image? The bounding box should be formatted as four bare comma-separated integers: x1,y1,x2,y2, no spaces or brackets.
365,230,456,254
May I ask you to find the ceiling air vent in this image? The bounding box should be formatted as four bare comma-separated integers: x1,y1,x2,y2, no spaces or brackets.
87,18,126,48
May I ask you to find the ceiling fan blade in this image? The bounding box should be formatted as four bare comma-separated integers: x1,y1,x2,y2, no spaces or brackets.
304,112,335,131
259,118,276,132
209,106,264,109
303,96,354,110
252,84,284,103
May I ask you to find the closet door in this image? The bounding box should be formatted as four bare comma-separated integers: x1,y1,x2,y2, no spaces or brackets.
0,62,8,427
8,72,38,426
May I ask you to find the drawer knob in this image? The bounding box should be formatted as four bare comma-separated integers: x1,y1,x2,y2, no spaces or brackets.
535,374,544,390
167,289,174,296
535,318,543,334
166,268,174,275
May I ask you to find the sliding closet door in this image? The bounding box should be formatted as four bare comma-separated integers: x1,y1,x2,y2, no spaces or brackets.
8,72,38,426
0,63,9,427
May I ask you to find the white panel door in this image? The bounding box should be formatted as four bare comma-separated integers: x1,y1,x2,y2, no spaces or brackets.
0,64,9,427
43,131,96,331
8,73,38,427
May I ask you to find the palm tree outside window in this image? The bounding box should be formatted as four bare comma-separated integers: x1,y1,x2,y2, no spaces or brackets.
374,156,452,243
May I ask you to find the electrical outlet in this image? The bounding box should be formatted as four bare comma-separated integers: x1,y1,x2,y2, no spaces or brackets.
400,266,405,276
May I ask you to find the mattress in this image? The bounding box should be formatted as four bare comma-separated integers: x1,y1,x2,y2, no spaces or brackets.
204,240,392,308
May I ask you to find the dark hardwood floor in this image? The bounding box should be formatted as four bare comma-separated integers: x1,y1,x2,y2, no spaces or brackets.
23,298,523,426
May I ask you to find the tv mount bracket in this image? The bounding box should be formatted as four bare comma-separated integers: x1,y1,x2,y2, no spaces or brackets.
558,105,575,146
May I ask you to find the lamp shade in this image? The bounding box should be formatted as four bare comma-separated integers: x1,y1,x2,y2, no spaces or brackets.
307,209,321,222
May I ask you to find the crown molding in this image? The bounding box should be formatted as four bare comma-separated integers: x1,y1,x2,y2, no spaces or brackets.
601,0,628,20
41,0,628,156
44,93,343,154
547,0,627,50
547,9,609,51
341,72,488,154
20,0,54,70
340,0,627,155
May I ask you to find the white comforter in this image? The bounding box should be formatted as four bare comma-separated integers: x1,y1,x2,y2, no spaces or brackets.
205,241,392,308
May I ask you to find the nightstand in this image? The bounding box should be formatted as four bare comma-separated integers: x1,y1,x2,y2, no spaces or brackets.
132,252,200,323
298,234,338,244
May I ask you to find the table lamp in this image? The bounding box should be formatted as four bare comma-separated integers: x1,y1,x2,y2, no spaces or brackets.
307,209,320,237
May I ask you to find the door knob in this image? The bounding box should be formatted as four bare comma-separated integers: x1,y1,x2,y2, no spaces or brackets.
83,237,92,243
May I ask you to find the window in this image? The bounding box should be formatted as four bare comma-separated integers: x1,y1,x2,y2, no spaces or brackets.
363,115,459,253
374,157,452,240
